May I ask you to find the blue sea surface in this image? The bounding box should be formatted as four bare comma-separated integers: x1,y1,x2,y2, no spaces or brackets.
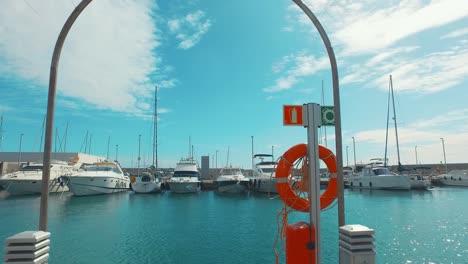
0,188,467,263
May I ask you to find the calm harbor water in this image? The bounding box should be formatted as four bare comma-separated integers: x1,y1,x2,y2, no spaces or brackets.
0,188,467,263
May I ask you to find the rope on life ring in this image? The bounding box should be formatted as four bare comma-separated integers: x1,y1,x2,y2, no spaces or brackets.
275,143,338,212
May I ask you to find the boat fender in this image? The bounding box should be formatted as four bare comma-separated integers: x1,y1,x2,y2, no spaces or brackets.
275,144,338,212
369,182,372,188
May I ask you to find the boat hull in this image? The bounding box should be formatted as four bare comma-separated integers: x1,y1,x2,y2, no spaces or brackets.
250,177,278,193
216,180,249,194
168,180,200,193
439,177,468,187
132,181,162,193
0,179,68,195
348,175,411,190
64,176,130,196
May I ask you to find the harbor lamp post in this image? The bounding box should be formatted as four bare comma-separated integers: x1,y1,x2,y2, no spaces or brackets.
40,0,93,231
352,137,356,167
346,146,349,167
415,145,418,165
18,133,24,166
440,138,447,173
293,0,344,228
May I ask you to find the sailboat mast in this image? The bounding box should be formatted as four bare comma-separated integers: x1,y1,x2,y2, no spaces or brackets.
226,146,230,167
152,85,158,169
390,75,401,166
0,115,2,151
384,78,391,167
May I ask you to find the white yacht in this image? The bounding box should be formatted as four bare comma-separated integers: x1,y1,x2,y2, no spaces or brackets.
215,167,250,194
61,162,130,196
167,157,200,193
348,165,411,190
437,170,468,187
250,154,277,193
0,161,75,195
131,171,162,194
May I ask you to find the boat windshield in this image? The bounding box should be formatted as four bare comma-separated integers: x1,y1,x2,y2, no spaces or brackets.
20,165,44,171
373,168,391,176
261,168,275,173
220,168,242,176
84,165,120,173
173,171,199,178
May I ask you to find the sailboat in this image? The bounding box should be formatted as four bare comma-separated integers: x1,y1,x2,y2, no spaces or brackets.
131,86,162,194
384,76,430,190
348,76,411,190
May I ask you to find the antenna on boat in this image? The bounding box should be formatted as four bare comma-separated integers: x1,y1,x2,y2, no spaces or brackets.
138,134,141,176
226,146,230,167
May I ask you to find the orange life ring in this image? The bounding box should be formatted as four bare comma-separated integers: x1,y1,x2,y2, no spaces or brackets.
276,143,338,212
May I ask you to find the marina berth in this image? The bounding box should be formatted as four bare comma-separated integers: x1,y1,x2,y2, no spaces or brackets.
167,157,201,193
0,161,75,195
215,166,250,194
60,161,130,196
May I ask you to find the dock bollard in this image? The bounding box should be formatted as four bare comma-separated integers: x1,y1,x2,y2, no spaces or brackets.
339,225,375,264
4,231,50,264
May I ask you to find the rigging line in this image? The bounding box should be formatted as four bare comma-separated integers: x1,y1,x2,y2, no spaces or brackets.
23,0,41,17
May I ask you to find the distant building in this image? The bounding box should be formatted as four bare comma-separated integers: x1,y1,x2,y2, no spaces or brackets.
201,156,210,179
0,152,106,175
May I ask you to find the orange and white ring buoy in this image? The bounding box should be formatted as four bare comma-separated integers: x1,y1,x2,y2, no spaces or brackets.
276,143,338,212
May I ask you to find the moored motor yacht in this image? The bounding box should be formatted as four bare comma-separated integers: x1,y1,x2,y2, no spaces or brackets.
0,161,75,195
250,154,277,193
437,170,468,187
167,157,200,194
215,167,250,194
61,161,130,196
348,165,411,190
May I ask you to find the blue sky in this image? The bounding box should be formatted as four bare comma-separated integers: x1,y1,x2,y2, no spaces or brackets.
0,0,467,169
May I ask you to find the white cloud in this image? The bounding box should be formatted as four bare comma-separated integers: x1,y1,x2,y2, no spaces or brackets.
441,26,468,39
168,10,212,50
0,0,160,114
353,109,468,165
159,79,178,89
264,53,328,93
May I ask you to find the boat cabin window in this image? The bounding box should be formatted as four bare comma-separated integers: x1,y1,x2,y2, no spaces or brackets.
373,168,390,176
173,171,199,178
261,168,275,173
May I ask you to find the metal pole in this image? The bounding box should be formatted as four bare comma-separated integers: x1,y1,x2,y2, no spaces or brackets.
40,0,93,231
292,0,344,227
116,144,119,161
18,133,24,166
272,145,274,160
216,150,218,169
352,137,356,167
440,138,447,173
306,103,322,264
153,85,158,169
346,146,349,167
390,75,401,166
415,146,418,165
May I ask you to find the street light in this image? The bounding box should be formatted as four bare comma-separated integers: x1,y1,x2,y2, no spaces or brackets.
18,133,24,166
215,150,218,169
415,145,418,165
346,146,349,167
251,136,254,171
39,0,93,231
352,137,356,167
440,138,447,173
